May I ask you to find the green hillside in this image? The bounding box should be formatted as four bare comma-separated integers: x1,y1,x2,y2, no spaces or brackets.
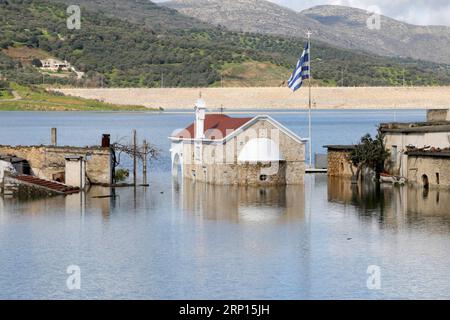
1,0,449,88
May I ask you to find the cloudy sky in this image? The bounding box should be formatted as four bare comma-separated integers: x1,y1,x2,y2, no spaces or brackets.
155,0,450,26
272,0,450,26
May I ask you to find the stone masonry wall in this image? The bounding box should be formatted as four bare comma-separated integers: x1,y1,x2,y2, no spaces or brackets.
327,150,356,178
0,145,112,185
184,162,287,186
407,156,450,188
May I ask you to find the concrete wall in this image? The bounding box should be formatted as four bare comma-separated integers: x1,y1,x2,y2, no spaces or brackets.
407,155,450,188
65,158,87,188
57,87,450,110
176,119,305,186
0,145,112,185
327,150,356,178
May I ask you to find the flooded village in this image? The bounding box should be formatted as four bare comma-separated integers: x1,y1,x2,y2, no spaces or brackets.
1,104,450,299
2,105,450,197
3,0,450,303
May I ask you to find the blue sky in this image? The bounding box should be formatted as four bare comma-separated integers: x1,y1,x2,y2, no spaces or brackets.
154,0,450,26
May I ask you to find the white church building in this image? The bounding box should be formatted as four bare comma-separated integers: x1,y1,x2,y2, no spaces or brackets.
169,100,307,186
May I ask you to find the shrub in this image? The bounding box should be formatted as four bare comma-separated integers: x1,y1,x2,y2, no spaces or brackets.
114,168,130,182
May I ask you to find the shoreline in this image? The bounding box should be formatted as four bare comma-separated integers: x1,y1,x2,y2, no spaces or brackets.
55,86,450,110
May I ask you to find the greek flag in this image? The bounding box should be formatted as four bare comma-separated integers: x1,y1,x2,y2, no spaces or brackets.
288,43,310,92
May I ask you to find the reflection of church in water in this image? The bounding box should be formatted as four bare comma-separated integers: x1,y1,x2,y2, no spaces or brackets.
173,181,305,223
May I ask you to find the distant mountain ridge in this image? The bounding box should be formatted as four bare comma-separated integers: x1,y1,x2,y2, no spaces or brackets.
2,0,450,89
165,0,450,65
50,0,211,31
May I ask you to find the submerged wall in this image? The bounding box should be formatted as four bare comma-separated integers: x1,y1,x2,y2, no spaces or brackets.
327,150,356,178
407,155,450,188
2,175,61,199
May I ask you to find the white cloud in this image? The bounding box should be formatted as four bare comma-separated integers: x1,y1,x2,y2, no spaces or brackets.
270,0,450,26
153,0,450,26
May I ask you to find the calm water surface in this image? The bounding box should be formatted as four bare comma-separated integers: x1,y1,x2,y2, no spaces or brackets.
1,110,450,299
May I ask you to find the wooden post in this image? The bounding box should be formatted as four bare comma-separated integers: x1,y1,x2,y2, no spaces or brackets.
133,129,137,187
143,139,148,186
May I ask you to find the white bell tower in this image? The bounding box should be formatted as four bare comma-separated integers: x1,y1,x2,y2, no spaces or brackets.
195,98,206,140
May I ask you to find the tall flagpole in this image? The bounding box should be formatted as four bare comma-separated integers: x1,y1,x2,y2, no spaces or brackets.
307,30,313,168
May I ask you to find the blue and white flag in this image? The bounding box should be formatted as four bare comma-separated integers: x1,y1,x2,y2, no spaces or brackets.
288,43,310,92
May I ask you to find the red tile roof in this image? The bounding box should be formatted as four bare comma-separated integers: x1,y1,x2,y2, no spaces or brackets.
174,114,253,140
15,175,80,195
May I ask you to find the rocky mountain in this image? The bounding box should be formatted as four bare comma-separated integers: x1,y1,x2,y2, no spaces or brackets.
165,0,450,65
2,0,450,88
49,0,211,31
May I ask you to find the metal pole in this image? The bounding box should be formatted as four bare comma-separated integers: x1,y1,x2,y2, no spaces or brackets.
143,139,148,186
133,129,137,186
403,68,406,87
307,31,313,168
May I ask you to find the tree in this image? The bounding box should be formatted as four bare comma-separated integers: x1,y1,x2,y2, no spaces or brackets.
31,58,43,68
0,79,9,90
349,131,390,182
111,138,159,184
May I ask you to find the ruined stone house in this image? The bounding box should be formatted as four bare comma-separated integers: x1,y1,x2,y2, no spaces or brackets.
324,145,357,178
381,109,450,188
0,144,112,186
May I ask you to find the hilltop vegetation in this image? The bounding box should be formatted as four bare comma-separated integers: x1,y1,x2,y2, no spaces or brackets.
1,0,449,88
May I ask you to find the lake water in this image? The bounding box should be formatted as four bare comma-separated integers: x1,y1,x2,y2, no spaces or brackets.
1,110,450,300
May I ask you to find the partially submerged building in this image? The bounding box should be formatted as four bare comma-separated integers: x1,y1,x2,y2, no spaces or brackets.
0,145,112,186
0,133,114,197
170,99,307,186
381,109,450,188
324,145,357,178
405,150,450,188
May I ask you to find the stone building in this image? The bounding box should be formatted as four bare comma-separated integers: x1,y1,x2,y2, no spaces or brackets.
406,150,450,188
324,145,356,178
170,99,307,186
381,108,450,188
0,145,112,185
40,58,71,72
